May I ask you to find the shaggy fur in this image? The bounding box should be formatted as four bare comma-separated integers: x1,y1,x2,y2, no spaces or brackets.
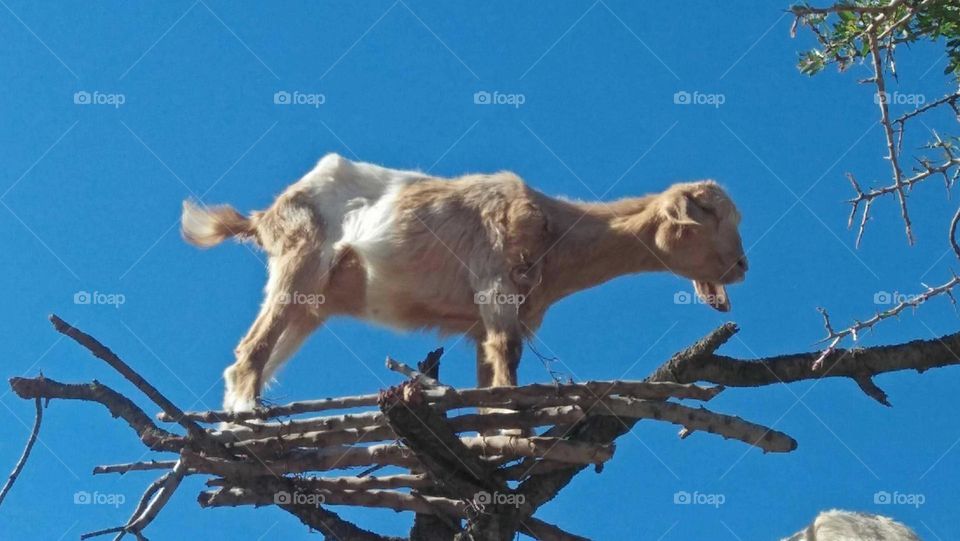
182,153,748,412
781,510,921,541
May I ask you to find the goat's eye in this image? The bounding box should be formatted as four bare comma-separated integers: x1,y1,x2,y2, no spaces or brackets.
691,200,718,222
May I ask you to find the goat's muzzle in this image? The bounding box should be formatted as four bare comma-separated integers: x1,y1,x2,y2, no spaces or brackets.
693,280,730,312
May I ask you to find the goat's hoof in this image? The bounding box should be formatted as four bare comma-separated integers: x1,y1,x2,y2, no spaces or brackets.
217,421,243,433
227,396,258,414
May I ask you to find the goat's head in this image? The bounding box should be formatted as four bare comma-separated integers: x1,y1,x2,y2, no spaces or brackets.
653,181,747,312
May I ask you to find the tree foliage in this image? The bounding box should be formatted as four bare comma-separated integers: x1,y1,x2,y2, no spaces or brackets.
792,0,960,78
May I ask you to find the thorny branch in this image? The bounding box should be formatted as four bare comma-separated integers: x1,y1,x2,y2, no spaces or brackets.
792,0,960,355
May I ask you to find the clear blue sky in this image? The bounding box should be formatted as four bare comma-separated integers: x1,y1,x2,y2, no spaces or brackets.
1,1,958,539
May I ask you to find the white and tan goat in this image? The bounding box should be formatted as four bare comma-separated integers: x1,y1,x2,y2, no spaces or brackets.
182,153,748,412
781,510,921,541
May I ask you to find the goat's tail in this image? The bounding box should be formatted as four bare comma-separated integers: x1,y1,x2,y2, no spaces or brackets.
181,200,257,248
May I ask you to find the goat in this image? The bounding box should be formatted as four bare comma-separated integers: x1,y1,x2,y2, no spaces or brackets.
181,153,748,412
781,510,921,541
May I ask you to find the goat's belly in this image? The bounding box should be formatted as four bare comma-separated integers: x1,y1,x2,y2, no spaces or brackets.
361,278,479,334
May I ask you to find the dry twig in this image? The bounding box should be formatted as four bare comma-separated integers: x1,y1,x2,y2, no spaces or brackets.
0,396,42,508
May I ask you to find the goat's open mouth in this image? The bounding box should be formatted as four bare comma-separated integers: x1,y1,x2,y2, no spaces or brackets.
693,281,730,312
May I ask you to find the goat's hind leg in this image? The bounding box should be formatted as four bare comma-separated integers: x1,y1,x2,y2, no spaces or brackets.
259,313,324,397
224,251,326,413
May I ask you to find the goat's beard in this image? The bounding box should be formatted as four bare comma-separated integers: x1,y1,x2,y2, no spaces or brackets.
693,281,730,312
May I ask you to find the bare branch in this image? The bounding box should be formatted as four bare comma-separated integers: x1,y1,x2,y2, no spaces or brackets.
9,376,184,452
202,484,467,517
159,394,383,424
49,315,206,440
125,459,188,533
168,380,720,424
14,320,960,540
93,460,178,475
594,396,796,453
207,473,432,491
385,356,442,387
0,396,42,508
202,476,403,541
649,322,960,405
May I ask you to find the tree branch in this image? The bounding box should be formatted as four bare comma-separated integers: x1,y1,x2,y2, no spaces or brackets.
9,376,184,452
13,319,960,540
648,322,960,406
0,396,42,508
49,315,206,441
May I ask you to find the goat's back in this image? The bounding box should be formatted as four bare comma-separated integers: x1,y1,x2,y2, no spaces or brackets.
782,510,921,541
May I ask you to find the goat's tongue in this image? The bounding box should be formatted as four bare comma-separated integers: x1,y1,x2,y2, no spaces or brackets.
693,281,730,312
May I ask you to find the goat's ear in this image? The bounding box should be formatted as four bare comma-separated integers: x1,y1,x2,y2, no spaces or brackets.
655,192,704,251
660,193,703,226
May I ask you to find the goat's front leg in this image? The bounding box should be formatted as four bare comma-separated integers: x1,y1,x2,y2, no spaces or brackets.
474,277,525,389
473,278,528,435
480,329,523,387
475,325,525,437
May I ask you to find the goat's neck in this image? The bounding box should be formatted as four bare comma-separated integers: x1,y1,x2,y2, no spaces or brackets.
540,196,667,302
